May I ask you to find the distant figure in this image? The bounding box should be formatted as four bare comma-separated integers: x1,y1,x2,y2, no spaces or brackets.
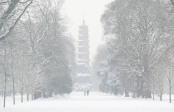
87,90,89,96
84,91,86,96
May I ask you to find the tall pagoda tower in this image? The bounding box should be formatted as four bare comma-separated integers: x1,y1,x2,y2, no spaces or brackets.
77,19,90,67
74,18,91,91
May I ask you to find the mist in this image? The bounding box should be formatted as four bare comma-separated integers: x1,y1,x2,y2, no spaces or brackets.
0,0,174,112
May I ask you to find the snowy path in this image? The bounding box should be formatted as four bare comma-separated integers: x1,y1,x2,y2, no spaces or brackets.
1,92,174,112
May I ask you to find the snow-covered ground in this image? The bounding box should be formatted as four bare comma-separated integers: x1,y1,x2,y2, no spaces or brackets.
1,92,174,112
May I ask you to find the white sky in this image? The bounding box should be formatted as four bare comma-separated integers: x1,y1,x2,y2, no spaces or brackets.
62,0,113,63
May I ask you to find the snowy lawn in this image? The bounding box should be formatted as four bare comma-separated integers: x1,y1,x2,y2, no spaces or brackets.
1,92,174,112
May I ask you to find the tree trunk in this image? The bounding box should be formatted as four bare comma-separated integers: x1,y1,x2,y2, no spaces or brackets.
21,86,24,103
3,71,7,108
3,41,7,108
160,92,163,101
152,75,155,100
144,67,152,98
21,73,24,103
21,74,24,103
146,89,152,98
27,93,29,101
11,44,15,105
143,53,152,98
125,90,129,97
13,74,15,105
21,55,24,103
169,80,172,103
152,91,154,100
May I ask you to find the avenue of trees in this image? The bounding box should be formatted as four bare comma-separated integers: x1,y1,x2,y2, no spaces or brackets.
0,0,75,108
94,0,174,103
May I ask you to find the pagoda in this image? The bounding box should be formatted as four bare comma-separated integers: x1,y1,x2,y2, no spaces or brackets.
77,19,90,66
74,18,91,91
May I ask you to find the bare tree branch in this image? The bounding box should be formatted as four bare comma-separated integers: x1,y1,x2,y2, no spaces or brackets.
170,0,174,6
0,0,33,41
0,0,20,30
0,1,8,4
19,0,31,4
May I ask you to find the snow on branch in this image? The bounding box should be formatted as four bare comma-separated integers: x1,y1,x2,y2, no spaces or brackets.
0,0,33,41
170,0,174,6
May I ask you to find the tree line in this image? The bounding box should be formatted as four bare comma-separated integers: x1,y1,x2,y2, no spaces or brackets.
94,0,174,103
0,0,75,108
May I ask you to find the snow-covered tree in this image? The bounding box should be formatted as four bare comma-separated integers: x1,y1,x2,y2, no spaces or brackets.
0,0,75,107
0,0,33,41
98,0,174,98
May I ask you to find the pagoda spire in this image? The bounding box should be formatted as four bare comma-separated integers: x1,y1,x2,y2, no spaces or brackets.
83,12,85,25
77,14,89,66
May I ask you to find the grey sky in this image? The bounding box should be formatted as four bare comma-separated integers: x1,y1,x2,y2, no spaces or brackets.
62,0,114,63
